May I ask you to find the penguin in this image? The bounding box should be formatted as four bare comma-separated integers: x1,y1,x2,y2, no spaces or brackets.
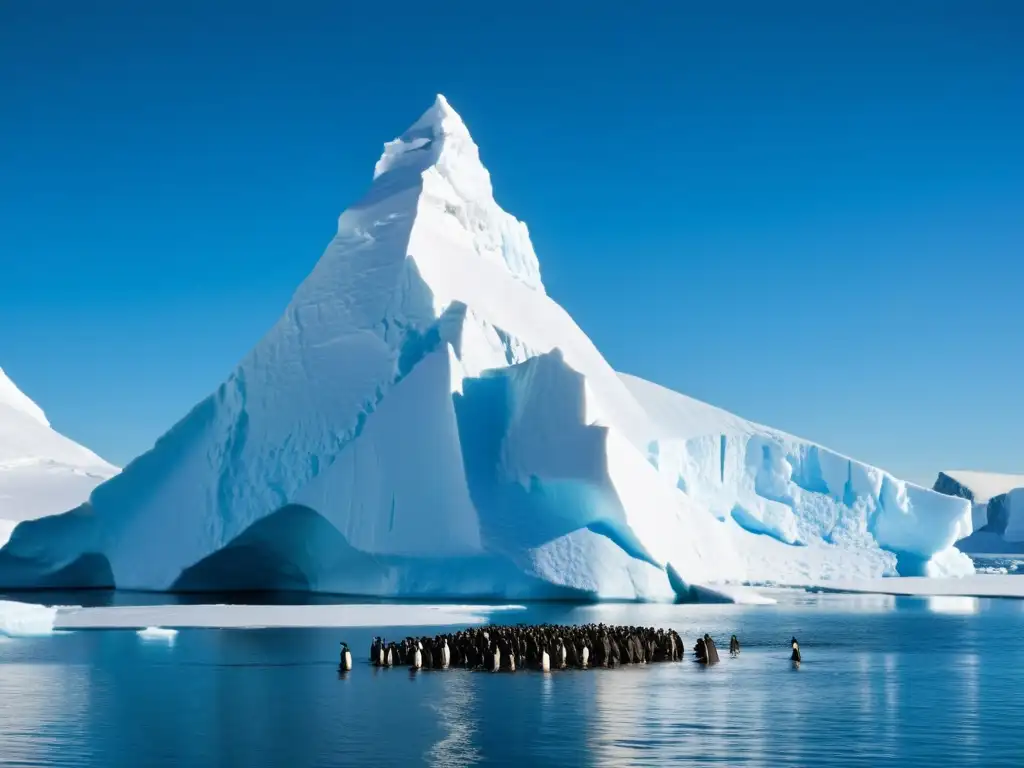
412,641,423,670
694,636,708,664
556,638,567,669
441,638,451,669
541,647,551,672
422,642,434,670
371,637,382,666
491,643,501,673
730,635,740,657
790,637,801,666
704,634,720,664
581,643,590,669
339,642,353,672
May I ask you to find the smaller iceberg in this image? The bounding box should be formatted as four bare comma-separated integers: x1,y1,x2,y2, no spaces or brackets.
0,599,65,637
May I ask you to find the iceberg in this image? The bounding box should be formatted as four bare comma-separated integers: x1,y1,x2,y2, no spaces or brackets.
934,470,1024,554
0,96,974,600
0,599,64,637
0,367,119,548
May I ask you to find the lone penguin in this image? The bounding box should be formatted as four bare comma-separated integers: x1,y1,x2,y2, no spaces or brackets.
339,642,353,671
790,637,801,666
729,635,740,657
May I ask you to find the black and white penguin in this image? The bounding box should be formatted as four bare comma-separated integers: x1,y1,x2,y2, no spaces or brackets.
412,641,423,670
540,645,551,672
729,635,740,657
440,638,451,669
422,641,434,670
555,638,567,670
491,642,501,673
339,642,353,671
790,637,801,665
581,642,590,669
371,637,382,666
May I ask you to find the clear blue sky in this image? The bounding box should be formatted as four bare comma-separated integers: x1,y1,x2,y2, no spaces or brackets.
1,1,1021,484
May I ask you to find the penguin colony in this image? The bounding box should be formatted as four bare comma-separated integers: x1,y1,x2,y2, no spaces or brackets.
343,625,797,672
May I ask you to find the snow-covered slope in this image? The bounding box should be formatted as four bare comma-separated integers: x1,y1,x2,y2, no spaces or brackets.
0,367,118,545
934,470,1024,554
0,97,974,598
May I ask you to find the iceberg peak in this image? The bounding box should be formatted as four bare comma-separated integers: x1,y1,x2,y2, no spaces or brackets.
410,93,470,139
368,95,545,293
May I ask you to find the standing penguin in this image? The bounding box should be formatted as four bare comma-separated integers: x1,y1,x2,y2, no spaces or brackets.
729,635,740,657
422,640,434,670
441,638,451,669
556,638,567,669
703,634,720,664
694,636,708,664
339,642,353,671
540,645,551,672
581,642,590,669
412,641,423,670
790,637,801,666
490,642,501,673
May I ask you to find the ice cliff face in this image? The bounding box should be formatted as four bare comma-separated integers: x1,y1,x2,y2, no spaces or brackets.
934,470,1024,554
0,97,975,598
0,367,118,547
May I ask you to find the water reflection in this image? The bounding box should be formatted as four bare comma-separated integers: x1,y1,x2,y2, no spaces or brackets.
3,596,1024,767
426,671,480,766
925,596,980,615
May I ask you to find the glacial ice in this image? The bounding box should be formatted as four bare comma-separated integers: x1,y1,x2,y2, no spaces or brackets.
0,367,119,547
935,471,1024,554
0,96,975,600
0,599,65,637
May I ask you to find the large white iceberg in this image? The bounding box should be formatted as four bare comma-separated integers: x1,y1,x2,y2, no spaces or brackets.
0,96,974,599
0,367,118,548
934,470,1024,554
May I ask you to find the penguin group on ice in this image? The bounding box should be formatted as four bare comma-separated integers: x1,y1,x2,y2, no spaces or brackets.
343,625,802,672
362,624,683,672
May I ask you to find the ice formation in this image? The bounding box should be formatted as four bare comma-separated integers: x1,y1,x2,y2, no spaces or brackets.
0,367,118,548
934,470,1024,554
0,96,974,600
0,599,64,637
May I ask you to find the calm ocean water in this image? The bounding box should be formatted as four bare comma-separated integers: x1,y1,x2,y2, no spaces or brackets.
1,591,1022,767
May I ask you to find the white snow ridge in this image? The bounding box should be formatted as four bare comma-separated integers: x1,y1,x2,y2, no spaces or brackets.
0,367,119,549
0,96,974,600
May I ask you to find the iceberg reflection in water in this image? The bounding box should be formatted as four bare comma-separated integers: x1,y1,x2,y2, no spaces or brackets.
0,595,1022,767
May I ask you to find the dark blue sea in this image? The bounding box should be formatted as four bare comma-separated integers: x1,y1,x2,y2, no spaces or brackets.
1,590,1022,767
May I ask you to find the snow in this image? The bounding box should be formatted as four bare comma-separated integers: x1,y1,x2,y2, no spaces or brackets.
54,603,526,630
0,599,66,637
0,368,118,547
0,96,975,601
